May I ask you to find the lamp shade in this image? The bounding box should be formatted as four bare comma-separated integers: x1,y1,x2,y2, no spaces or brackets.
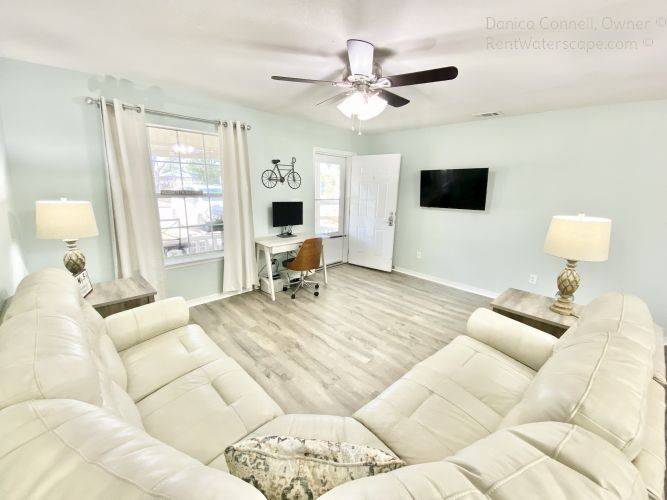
544,214,611,262
36,199,99,240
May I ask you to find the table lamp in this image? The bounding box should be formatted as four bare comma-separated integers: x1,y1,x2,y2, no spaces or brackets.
543,214,611,316
36,199,99,275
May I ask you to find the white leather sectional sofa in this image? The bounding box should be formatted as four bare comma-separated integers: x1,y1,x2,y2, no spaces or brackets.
0,268,664,499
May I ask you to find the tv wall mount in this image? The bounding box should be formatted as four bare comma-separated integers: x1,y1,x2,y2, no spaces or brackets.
262,157,301,189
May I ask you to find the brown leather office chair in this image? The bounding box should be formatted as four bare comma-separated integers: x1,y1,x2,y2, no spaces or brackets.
282,238,323,299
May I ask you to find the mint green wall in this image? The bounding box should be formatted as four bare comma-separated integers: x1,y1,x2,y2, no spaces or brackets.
1,57,665,324
0,58,354,300
362,100,667,326
0,109,27,311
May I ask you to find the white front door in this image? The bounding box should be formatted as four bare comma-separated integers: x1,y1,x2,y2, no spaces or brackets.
347,154,401,272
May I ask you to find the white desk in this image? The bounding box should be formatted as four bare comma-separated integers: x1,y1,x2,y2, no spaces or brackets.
255,234,328,301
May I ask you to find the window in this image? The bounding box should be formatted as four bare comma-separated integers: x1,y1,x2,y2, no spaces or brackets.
147,126,223,264
314,153,347,235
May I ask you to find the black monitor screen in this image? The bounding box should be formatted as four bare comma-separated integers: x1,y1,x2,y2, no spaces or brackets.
272,202,303,227
420,168,489,210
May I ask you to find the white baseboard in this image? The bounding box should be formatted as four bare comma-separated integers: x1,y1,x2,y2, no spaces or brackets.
186,288,251,307
392,266,499,299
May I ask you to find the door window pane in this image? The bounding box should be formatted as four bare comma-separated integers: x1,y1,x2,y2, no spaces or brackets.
314,155,346,235
316,200,340,234
318,162,341,199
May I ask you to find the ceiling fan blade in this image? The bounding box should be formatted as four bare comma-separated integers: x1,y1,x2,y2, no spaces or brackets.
378,89,410,107
347,39,374,77
315,91,351,107
271,75,340,86
385,66,458,87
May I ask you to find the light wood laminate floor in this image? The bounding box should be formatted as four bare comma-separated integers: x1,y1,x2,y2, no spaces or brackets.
190,264,490,416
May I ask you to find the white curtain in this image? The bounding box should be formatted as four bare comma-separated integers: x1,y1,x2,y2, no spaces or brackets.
100,98,166,298
220,121,257,293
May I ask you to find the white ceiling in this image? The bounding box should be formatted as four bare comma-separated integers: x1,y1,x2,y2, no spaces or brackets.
1,0,666,132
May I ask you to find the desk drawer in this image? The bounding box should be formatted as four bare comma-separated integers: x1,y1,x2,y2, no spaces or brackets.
271,243,301,254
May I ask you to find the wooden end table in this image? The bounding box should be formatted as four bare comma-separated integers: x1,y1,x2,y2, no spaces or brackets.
491,288,581,337
85,276,157,318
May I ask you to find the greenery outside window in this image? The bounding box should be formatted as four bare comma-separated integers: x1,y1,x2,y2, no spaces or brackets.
147,125,223,265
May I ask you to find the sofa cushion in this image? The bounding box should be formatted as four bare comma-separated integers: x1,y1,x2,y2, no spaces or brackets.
120,324,224,401
319,422,647,500
0,308,143,429
225,435,404,500
0,310,101,409
250,414,393,454
354,335,535,464
500,293,655,459
0,269,140,429
137,357,283,470
0,399,264,500
3,268,129,389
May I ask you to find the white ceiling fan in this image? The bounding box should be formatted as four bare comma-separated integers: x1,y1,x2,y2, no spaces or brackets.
271,39,458,125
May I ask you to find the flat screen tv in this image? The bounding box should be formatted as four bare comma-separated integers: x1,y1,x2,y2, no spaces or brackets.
272,201,303,227
420,168,489,210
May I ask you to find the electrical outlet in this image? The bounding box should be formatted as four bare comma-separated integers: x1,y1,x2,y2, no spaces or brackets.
416,250,422,259
528,274,538,285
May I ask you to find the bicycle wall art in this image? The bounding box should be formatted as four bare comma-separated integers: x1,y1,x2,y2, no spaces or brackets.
261,157,301,189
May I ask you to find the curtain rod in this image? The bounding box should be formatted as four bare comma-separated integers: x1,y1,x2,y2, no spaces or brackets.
85,96,252,130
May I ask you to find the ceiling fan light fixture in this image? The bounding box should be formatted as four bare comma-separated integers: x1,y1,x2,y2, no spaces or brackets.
337,92,387,121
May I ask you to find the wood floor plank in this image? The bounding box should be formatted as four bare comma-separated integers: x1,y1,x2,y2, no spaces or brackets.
191,264,490,416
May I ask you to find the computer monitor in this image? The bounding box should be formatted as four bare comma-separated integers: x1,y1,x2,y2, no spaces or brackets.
272,202,303,236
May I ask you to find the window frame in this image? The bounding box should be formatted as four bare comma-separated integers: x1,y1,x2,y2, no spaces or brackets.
146,123,224,267
313,149,352,237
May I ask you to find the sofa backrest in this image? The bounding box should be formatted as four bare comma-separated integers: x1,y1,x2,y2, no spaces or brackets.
319,421,647,499
0,269,143,428
500,293,656,460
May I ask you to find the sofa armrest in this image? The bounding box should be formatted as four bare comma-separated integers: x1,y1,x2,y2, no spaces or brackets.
105,297,189,351
466,308,556,371
0,399,264,500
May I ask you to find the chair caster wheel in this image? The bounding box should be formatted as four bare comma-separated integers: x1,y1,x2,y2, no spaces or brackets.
291,294,296,299
315,284,320,289
314,291,319,297
283,287,287,291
